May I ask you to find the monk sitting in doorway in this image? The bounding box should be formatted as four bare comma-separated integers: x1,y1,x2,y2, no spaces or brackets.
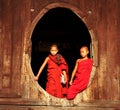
67,46,93,100
34,44,68,98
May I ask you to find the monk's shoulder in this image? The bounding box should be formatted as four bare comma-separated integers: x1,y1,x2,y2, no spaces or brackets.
76,59,81,63
46,56,50,60
88,58,93,62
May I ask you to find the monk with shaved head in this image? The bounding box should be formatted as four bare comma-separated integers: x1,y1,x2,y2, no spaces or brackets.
67,46,93,100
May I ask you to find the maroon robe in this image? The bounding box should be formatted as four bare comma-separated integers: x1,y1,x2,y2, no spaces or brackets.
46,54,68,98
67,58,93,100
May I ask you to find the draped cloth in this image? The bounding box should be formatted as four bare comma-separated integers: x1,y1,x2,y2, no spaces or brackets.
46,54,68,98
67,59,93,100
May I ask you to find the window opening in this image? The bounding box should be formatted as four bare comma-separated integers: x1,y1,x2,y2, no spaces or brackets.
31,7,91,97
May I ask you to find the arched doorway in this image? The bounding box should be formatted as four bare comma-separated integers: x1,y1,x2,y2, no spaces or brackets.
31,7,91,96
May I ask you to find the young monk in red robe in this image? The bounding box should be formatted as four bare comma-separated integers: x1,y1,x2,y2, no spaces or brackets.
34,44,68,98
67,46,93,100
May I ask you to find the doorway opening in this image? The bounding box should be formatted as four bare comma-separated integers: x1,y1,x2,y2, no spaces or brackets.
31,7,91,92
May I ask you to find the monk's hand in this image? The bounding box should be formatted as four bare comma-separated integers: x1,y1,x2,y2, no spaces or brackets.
69,80,73,85
62,71,67,84
64,75,68,83
34,76,38,81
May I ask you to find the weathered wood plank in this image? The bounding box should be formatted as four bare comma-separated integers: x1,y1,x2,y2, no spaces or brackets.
106,0,120,100
95,0,108,99
0,0,13,96
0,0,3,91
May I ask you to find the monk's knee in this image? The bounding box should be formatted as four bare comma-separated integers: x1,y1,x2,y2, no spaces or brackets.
66,94,75,100
66,88,76,100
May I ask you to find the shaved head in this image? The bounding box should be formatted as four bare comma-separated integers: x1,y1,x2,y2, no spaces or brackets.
80,46,89,51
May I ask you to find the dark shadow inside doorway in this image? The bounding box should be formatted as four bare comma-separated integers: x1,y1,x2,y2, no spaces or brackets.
31,7,91,90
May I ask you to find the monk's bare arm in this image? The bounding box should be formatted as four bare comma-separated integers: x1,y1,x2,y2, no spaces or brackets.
69,59,79,85
34,57,49,81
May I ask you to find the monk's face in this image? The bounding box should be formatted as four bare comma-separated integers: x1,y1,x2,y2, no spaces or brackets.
50,46,58,56
80,47,89,58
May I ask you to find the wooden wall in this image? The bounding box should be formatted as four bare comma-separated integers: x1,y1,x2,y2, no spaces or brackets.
0,0,120,106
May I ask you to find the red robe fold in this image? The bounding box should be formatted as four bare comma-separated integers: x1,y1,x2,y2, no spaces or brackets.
46,54,68,98
67,58,93,100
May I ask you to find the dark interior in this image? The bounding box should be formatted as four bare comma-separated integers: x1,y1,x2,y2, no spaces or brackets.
31,7,91,89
